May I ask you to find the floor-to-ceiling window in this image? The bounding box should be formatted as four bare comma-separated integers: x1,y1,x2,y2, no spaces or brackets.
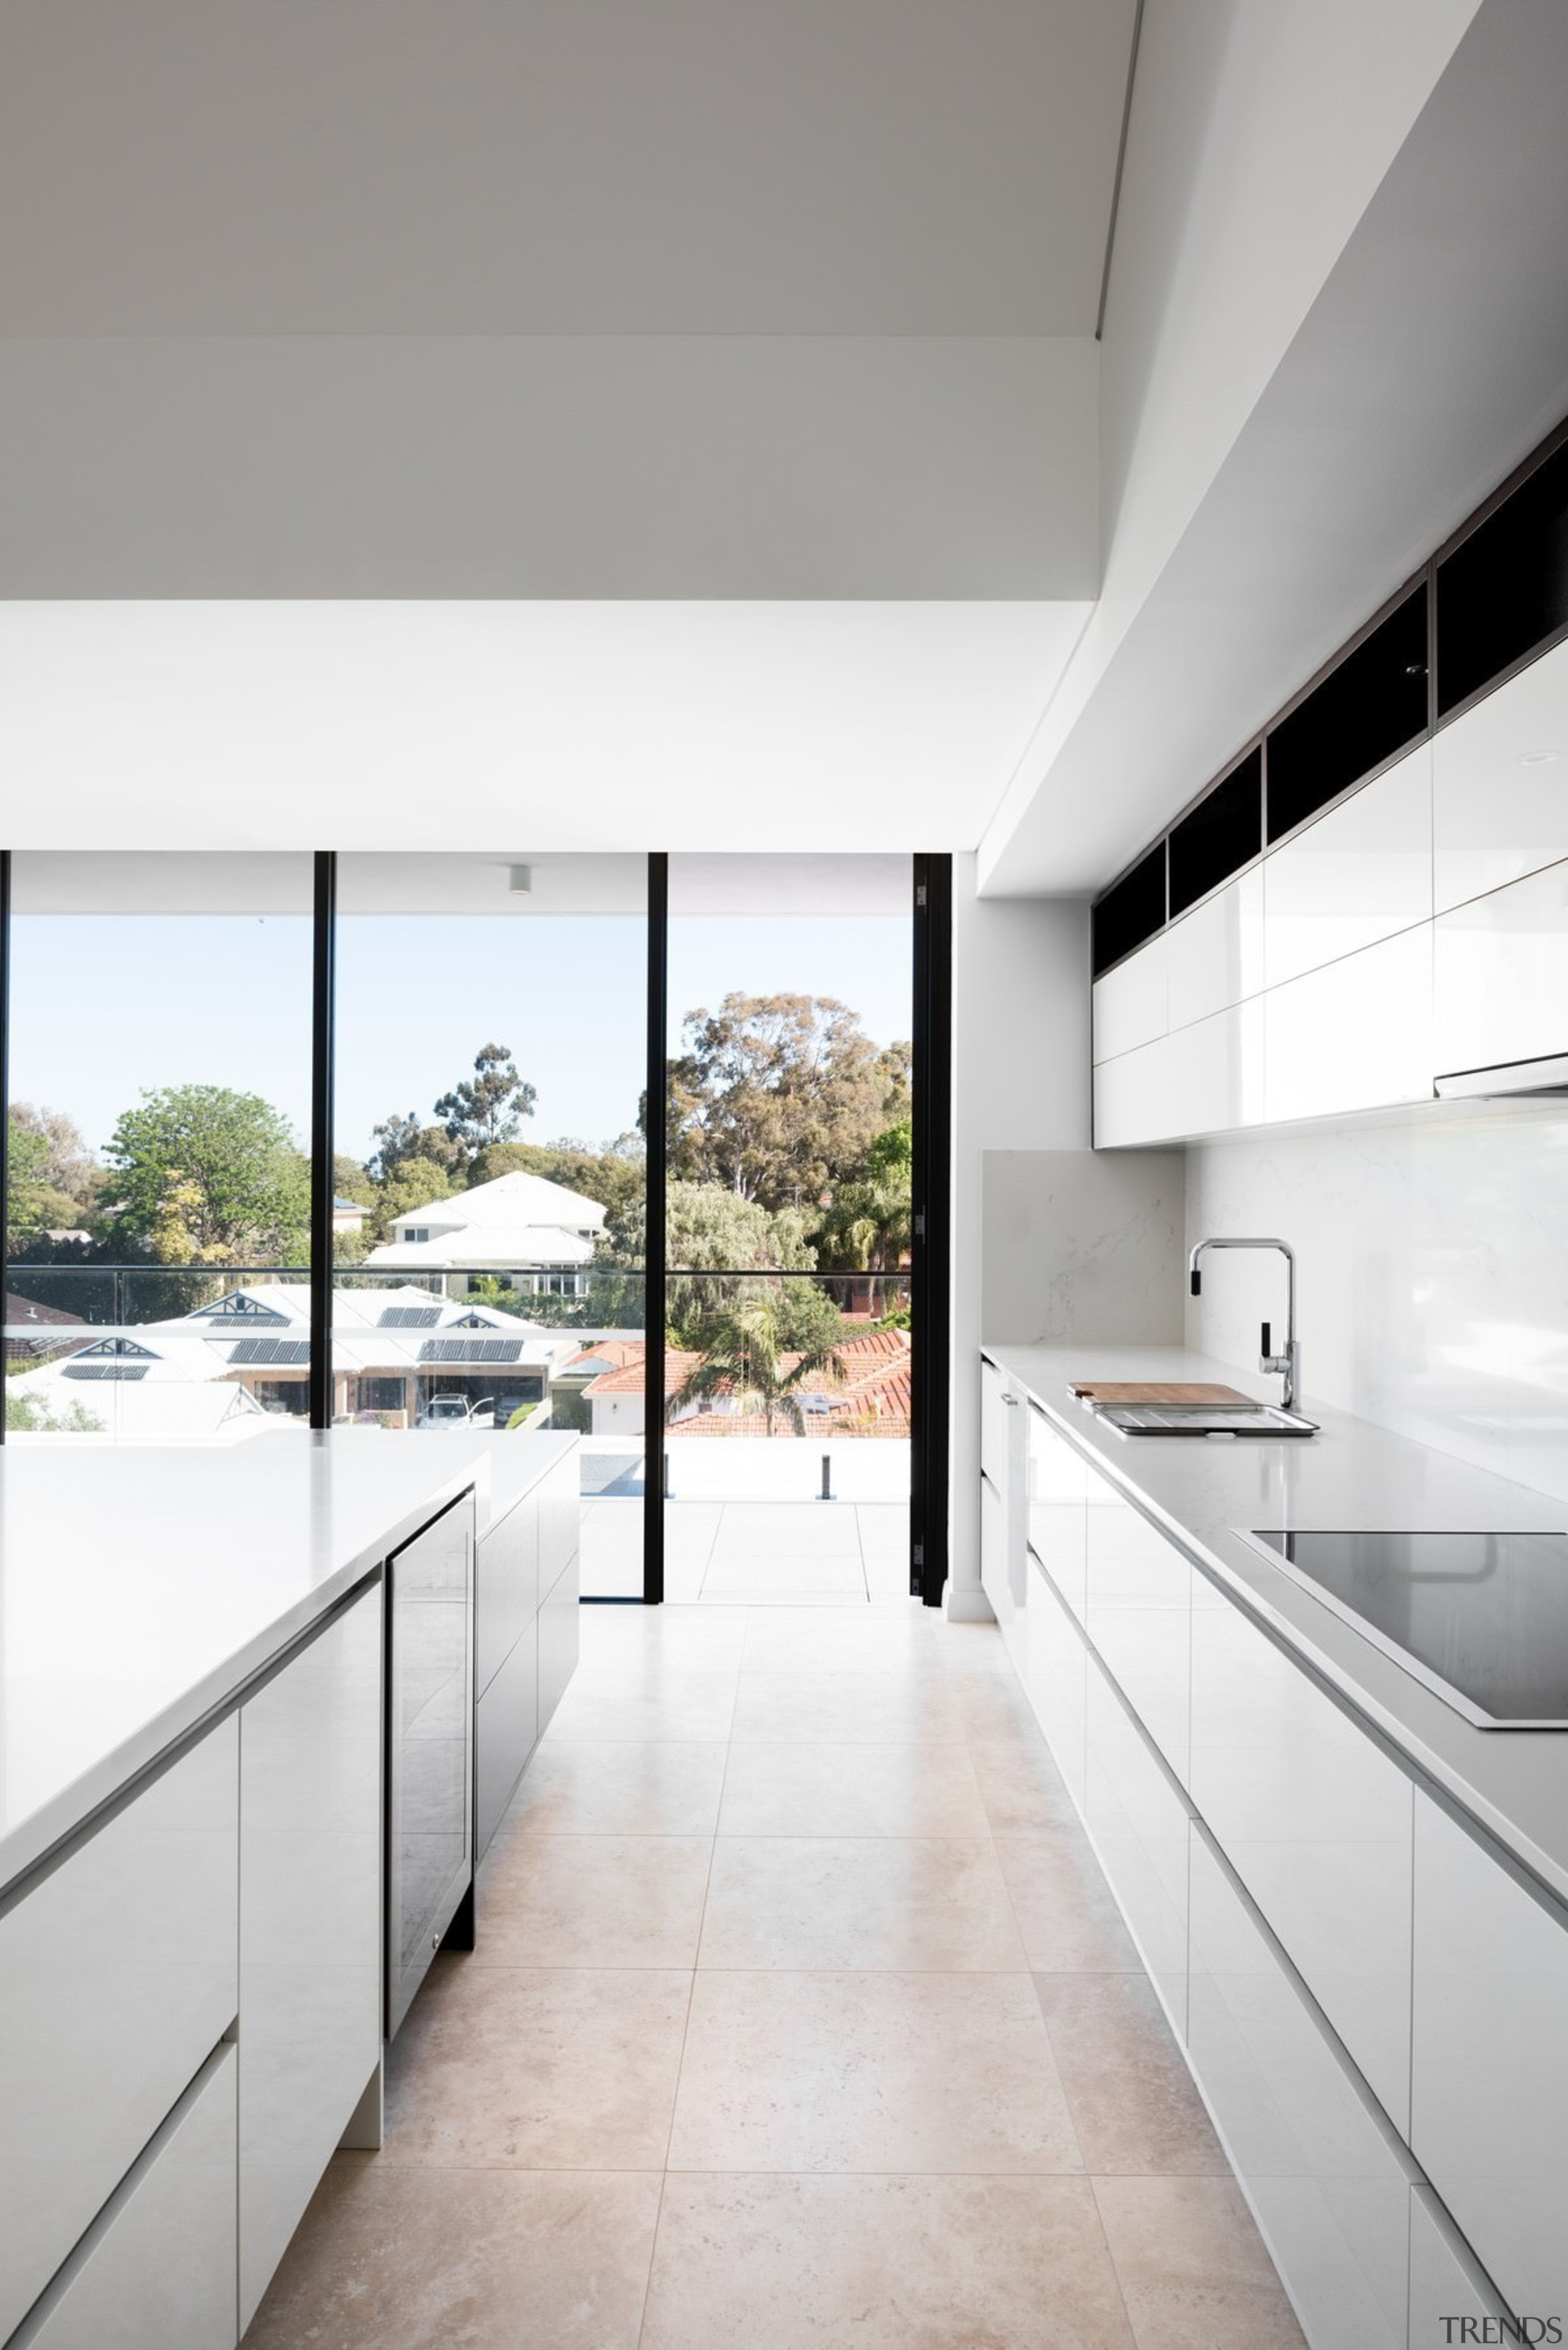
2,853,315,1442
330,855,649,1595
661,855,914,1602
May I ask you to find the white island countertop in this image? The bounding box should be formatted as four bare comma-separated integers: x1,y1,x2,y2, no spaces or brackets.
0,1434,528,1899
986,1342,1568,1908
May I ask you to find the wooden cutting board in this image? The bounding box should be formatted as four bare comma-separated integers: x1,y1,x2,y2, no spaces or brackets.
1067,1380,1254,1407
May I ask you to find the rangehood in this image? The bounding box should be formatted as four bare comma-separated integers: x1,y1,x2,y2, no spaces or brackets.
1434,1052,1568,1101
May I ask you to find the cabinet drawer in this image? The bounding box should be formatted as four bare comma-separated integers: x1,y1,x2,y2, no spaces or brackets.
477,1616,539,1859
1084,1653,1190,2031
538,1460,580,1598
979,1471,1011,1631
1026,1410,1088,1625
1433,855,1568,1077
1023,1553,1087,1812
0,1719,238,2343
1188,1830,1414,2350
476,1494,538,1696
1407,2184,1511,2348
239,1588,382,2332
1085,1479,1191,1781
1433,629,1568,912
979,1358,1011,1486
1190,1600,1414,2132
538,1554,581,1736
1411,1791,1568,2316
13,2044,238,2350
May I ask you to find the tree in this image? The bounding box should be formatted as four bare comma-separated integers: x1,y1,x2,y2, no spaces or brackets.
367,1113,464,1185
6,1389,104,1435
365,1155,459,1244
668,994,910,1210
812,1117,913,1310
468,1139,644,1226
6,1114,53,1242
9,1104,96,1209
434,1043,537,1160
101,1086,311,1265
671,1291,846,1437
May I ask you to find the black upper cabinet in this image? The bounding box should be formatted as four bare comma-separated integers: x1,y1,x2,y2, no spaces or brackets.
1092,841,1167,977
1168,749,1262,918
1265,587,1428,845
1437,437,1568,716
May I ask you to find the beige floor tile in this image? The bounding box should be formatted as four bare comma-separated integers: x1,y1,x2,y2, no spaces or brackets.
543,1671,739,1741
1035,1974,1227,2174
740,1608,937,1674
243,2161,660,2350
475,1832,712,1967
967,1737,1083,1833
1093,2174,1307,2349
714,1505,867,1554
669,1970,1082,2173
994,1832,1143,1971
702,1553,870,1600
640,2172,1136,2350
379,1960,690,2169
731,1668,969,1744
717,1740,989,1837
579,1604,748,1667
497,1739,728,1836
700,1836,1026,1970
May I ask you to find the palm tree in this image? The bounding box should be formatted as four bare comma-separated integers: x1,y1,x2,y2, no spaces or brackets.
671,1293,844,1436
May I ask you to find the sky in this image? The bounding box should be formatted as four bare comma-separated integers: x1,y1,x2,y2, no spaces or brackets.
9,910,912,1168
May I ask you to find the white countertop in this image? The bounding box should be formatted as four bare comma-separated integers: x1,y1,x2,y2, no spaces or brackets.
0,1432,548,1898
985,1342,1568,1907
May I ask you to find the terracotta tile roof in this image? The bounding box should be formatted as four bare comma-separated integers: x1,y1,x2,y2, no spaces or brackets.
584,1350,700,1397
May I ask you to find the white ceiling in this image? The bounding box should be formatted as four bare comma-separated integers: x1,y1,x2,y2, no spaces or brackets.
0,601,1088,853
0,0,1135,336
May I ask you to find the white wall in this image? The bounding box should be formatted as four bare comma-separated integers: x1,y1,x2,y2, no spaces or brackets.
948,866,1090,1611
1185,1098,1568,1506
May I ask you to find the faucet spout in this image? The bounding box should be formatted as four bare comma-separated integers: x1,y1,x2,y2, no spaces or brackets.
1187,1236,1300,1412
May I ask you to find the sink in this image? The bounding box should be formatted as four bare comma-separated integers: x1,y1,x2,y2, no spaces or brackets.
1094,1402,1319,1440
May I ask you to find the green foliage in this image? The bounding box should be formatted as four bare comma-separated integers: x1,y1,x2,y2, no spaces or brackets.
366,1155,460,1243
504,1401,538,1430
6,1388,104,1434
368,1114,465,1185
434,1043,537,1158
101,1086,310,1265
6,1115,52,1240
811,1118,913,1283
672,1291,845,1437
876,1300,913,1331
470,1139,646,1226
668,993,911,1211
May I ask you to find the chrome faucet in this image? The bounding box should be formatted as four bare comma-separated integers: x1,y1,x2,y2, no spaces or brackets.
1188,1237,1300,1413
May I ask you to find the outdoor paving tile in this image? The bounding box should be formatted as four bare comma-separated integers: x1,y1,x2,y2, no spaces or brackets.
717,1739,989,1837
1091,2175,1308,2349
474,1832,712,1967
668,1969,1082,2174
699,1835,1026,1970
639,2172,1136,2350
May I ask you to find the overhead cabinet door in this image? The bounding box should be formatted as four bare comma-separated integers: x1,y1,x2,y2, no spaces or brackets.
1433,854,1568,1078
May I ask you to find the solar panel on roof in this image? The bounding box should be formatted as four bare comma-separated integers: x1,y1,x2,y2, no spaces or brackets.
64,1362,149,1381
378,1305,441,1328
417,1337,524,1364
228,1336,311,1366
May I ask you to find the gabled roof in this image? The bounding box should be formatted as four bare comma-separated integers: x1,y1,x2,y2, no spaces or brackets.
391,1169,607,1233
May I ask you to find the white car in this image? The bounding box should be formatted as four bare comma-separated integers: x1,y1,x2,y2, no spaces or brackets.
415,1394,494,1429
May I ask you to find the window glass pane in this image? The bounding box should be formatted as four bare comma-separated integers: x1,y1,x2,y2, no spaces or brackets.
4,853,314,1442
663,854,913,1602
331,854,647,1598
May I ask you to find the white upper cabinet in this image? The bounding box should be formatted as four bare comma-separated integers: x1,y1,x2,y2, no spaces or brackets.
1093,998,1265,1147
1433,632,1568,913
1091,933,1167,1064
1166,869,1265,1032
1263,924,1433,1124
1262,743,1433,992
1433,853,1568,1078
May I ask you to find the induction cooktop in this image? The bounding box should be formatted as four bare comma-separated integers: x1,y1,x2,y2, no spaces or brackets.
1234,1528,1568,1729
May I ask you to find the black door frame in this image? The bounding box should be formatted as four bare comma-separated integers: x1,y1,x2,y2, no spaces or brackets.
910,854,952,1606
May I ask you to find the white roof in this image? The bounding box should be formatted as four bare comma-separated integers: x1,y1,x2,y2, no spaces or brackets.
366,1226,595,1271
390,1169,607,1236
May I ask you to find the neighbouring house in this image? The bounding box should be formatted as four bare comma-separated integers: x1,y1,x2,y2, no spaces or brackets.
3,1289,90,1369
579,1328,913,1439
333,1195,372,1236
363,1169,608,1299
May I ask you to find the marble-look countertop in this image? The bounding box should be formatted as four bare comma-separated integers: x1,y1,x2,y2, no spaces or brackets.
986,1342,1568,1908
0,1432,573,1899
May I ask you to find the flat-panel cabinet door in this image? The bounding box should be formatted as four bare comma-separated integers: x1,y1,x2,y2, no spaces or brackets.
1432,630,1568,912
0,1721,238,2344
476,1616,539,1860
1407,2184,1512,2348
979,1356,1010,1487
1187,1831,1413,2350
1433,855,1568,1077
537,1460,579,1600
15,2046,238,2350
475,1494,538,1697
1023,1554,1087,1811
1083,1652,1190,2033
979,1471,1011,1631
1026,1408,1088,1625
1092,933,1168,1061
538,1555,581,1737
1084,1476,1191,1781
1189,1594,1413,2133
1264,924,1434,1124
1410,1791,1568,2318
1166,870,1264,1032
1261,742,1432,992
1094,1001,1264,1147
239,1586,383,2333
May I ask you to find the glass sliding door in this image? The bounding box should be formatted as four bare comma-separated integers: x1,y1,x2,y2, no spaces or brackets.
3,853,315,1443
662,855,914,1603
330,855,648,1595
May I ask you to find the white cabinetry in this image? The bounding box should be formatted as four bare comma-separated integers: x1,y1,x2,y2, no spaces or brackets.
1023,1555,1087,1808
0,1721,238,2343
1407,2185,1512,2345
1263,924,1433,1124
1433,853,1568,1077
1091,934,1167,1060
1093,998,1265,1147
238,1587,383,2333
1026,1405,1088,1624
1166,870,1264,1030
1189,1593,1414,2132
1410,1791,1568,2318
1188,1830,1414,2350
1084,1483,1191,1781
1433,630,1568,912
979,1356,1025,1646
13,2047,238,2350
1262,744,1431,991
1083,1652,1191,2030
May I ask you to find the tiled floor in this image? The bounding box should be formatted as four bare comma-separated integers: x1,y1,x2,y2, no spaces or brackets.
583,1498,913,1601
247,1600,1306,2350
